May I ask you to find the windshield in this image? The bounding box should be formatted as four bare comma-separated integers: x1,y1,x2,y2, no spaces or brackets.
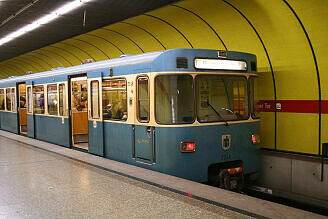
196,75,249,122
155,75,194,124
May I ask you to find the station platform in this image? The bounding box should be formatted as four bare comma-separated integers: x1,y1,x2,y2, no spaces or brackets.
0,130,324,218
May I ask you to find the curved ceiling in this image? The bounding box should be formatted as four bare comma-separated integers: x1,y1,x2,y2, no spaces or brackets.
0,0,327,156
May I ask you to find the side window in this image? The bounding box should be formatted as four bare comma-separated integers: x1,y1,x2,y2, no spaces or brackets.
27,86,32,113
59,84,66,116
102,79,127,121
0,89,4,110
91,80,100,119
137,76,149,122
11,88,16,112
33,85,45,114
19,84,26,109
47,84,58,115
6,88,12,111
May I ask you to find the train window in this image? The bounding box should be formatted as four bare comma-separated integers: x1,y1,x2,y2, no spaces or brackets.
155,75,194,124
0,89,4,110
59,84,66,116
249,77,260,119
102,79,127,121
137,76,149,122
27,87,32,113
33,85,45,114
47,84,58,115
196,75,249,122
6,88,12,111
11,88,16,112
91,80,100,119
19,84,26,109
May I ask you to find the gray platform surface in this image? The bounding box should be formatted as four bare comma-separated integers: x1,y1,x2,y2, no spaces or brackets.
0,130,324,218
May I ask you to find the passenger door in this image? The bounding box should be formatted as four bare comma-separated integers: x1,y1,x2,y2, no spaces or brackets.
134,76,155,163
26,82,35,138
88,74,104,156
18,83,27,135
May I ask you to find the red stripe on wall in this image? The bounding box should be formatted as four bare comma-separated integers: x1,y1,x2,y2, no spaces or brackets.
256,100,328,114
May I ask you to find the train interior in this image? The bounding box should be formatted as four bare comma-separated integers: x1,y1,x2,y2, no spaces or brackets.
18,83,27,134
70,76,89,151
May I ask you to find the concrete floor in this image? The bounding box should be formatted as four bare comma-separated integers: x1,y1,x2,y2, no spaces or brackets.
0,136,250,218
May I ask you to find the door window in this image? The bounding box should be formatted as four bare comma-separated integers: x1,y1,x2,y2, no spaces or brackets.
137,76,149,122
59,84,66,116
91,80,100,119
47,84,58,115
27,87,32,113
6,88,12,111
0,89,4,110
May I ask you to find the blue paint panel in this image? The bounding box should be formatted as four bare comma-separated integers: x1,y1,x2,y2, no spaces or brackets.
103,122,134,162
88,70,106,79
154,122,260,182
0,111,18,133
101,121,259,183
27,114,35,138
134,125,154,162
114,63,151,76
33,75,68,85
88,121,104,156
0,82,16,88
34,115,70,147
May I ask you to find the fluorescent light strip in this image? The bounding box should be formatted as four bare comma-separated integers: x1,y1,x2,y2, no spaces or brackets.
0,0,92,46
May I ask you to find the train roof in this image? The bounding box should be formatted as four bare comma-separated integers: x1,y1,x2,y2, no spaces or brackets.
0,49,256,85
0,50,164,84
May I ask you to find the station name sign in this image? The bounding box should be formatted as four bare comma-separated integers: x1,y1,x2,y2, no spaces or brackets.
194,58,247,71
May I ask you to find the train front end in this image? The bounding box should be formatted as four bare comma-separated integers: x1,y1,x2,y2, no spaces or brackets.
153,49,260,190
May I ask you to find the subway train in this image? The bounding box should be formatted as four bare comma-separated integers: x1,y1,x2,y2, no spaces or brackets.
0,49,260,189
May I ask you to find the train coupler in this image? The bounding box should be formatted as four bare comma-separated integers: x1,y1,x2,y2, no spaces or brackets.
218,167,244,191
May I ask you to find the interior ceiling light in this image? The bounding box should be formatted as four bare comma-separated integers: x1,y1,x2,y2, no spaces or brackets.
0,0,92,46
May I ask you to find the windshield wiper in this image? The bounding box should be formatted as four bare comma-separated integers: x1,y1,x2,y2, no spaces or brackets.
207,101,229,126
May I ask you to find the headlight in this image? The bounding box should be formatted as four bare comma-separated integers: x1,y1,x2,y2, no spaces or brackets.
252,134,260,144
180,142,196,152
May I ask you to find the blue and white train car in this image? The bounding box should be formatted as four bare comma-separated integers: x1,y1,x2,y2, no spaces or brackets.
0,49,260,189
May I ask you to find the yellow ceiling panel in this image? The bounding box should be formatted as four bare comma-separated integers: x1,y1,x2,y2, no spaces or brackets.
78,34,123,59
55,41,94,63
13,56,42,73
21,54,53,71
287,0,328,100
90,28,142,55
4,59,34,75
124,14,192,50
16,55,47,73
109,22,165,53
38,48,74,67
228,0,317,100
67,38,108,62
47,44,83,65
148,4,226,50
35,49,70,68
27,52,58,69
0,62,22,77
